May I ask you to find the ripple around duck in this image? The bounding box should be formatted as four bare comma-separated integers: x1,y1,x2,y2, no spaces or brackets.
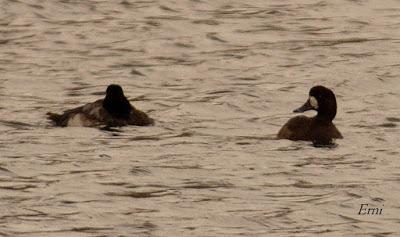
181,180,234,189
0,120,33,129
105,189,177,199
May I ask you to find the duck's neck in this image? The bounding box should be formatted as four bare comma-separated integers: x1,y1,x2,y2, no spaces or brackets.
316,108,336,122
103,96,132,118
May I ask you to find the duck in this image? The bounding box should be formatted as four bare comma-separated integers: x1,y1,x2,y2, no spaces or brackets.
277,85,343,145
47,84,154,127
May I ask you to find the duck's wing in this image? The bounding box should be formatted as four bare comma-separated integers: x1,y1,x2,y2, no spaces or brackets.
131,109,154,126
47,105,85,126
47,100,105,127
80,99,107,121
129,108,154,126
277,115,311,140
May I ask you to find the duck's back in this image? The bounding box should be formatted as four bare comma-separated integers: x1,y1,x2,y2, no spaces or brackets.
47,99,106,127
47,99,154,127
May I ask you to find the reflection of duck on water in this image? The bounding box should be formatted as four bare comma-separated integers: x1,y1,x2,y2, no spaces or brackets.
47,84,154,127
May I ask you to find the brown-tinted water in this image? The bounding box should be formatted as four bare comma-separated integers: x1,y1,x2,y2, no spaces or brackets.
1,0,400,236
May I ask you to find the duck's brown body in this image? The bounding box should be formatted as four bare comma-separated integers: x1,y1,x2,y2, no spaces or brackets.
47,99,153,127
278,115,342,144
277,86,343,145
47,84,153,127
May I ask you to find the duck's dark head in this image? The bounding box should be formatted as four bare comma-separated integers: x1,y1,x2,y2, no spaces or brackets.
293,86,337,120
103,84,132,118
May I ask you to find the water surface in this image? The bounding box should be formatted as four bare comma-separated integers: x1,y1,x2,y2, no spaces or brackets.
1,0,400,236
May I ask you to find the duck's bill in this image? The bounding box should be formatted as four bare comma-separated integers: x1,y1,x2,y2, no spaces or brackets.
293,99,313,113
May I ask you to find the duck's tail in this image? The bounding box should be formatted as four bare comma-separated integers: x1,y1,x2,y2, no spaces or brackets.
46,112,63,126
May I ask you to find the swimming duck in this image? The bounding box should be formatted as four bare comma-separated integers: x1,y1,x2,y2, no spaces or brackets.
277,86,343,145
47,84,154,127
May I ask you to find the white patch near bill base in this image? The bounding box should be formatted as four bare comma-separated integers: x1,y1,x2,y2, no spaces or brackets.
309,96,319,109
67,114,84,127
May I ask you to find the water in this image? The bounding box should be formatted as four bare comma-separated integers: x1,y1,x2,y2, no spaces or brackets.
1,0,400,236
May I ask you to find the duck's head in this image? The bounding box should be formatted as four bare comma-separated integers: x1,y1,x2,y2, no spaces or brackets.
106,84,125,98
103,84,132,118
293,85,337,120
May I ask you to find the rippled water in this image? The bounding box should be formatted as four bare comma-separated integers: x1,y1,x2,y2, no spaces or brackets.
1,0,400,236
